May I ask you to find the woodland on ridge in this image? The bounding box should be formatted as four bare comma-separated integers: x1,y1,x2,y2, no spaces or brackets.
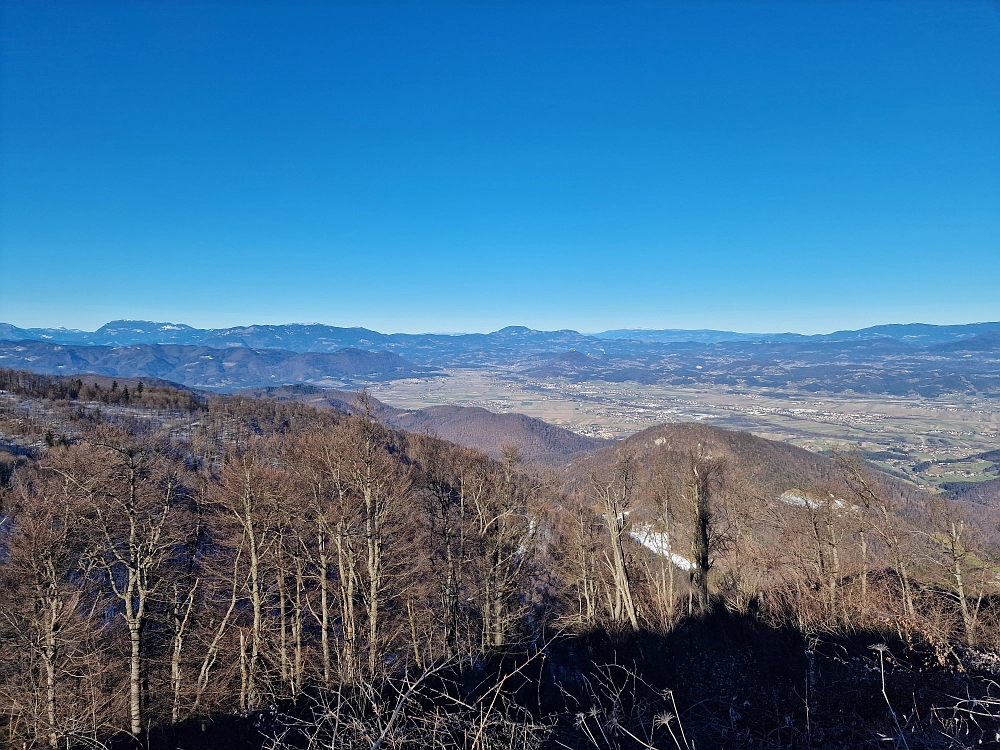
2,368,1000,749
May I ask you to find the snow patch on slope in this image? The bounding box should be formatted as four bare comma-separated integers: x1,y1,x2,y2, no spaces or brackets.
629,525,695,571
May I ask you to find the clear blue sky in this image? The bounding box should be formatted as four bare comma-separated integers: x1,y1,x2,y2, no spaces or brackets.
1,1,998,334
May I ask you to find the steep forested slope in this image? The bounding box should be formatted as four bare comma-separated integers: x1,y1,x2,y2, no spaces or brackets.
2,368,1000,749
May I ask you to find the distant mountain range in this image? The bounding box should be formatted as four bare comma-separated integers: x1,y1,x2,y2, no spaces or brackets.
3,319,999,356
595,322,1000,345
0,340,432,389
0,320,597,363
2,319,1000,395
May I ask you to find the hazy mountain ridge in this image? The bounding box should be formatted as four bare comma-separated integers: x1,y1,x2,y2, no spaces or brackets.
0,340,433,389
595,328,812,344
4,320,1000,397
595,322,1000,345
521,334,1000,397
4,318,1000,357
0,321,601,362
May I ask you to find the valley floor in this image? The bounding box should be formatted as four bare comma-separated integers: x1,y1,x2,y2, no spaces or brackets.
370,369,1000,491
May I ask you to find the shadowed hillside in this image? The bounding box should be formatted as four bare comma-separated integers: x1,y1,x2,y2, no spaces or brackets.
951,476,1000,506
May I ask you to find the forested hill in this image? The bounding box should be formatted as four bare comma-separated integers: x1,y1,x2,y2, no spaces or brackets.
564,420,894,495
4,368,1000,748
237,384,608,463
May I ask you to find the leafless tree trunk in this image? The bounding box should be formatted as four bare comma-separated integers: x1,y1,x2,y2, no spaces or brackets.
556,494,601,627
928,499,982,647
2,467,88,748
838,452,915,621
342,396,409,675
83,433,181,736
686,450,724,616
215,442,283,710
648,453,681,627
170,579,197,723
472,445,536,648
592,452,639,629
190,552,240,715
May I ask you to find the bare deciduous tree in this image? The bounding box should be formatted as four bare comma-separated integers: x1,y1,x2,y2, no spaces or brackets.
591,452,639,629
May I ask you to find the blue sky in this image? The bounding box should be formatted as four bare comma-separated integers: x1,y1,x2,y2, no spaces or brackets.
1,1,998,334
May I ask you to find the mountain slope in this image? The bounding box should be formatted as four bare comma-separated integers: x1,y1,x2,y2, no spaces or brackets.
383,404,607,463
5,319,1000,396
561,422,928,518
949,476,1000,506
7,318,1000,354
595,322,1000,346
564,422,842,492
0,340,431,389
931,331,1000,353
236,384,609,462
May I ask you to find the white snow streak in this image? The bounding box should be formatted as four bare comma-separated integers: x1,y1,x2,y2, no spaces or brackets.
628,525,695,571
778,490,858,512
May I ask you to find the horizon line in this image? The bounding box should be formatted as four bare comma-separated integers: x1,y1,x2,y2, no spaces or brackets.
3,317,1000,339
